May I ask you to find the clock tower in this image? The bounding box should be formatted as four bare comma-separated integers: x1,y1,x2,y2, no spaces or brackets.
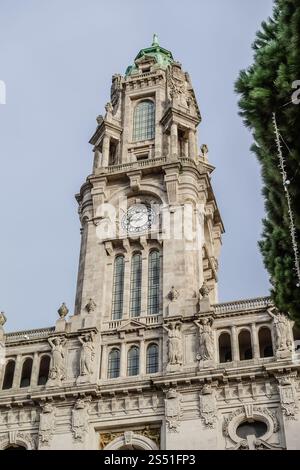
73,35,224,334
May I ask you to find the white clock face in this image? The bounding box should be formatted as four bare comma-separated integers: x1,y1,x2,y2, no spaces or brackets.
122,204,156,234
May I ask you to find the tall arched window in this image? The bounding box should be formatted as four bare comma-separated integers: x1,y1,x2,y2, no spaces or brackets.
146,344,159,374
2,360,15,390
130,253,142,317
218,332,232,363
133,100,155,141
20,358,33,388
38,355,51,385
258,327,274,357
127,346,139,376
112,255,125,320
108,349,120,378
238,329,253,360
148,250,160,315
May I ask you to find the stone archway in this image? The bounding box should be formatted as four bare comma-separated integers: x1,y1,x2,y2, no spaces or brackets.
103,431,158,450
0,431,37,450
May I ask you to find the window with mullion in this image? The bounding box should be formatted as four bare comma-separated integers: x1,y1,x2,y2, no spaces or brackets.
130,253,142,317
127,346,139,376
112,255,125,320
133,100,155,141
108,349,120,378
148,250,160,315
146,344,159,374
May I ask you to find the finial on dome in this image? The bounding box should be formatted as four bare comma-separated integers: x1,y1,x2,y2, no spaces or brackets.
152,33,159,46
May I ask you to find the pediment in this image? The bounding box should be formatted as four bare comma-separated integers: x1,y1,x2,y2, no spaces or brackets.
117,319,145,332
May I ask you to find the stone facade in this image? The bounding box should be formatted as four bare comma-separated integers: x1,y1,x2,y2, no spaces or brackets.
0,37,300,450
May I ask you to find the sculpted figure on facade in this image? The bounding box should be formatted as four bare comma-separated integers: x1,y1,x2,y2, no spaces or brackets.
78,332,95,377
276,374,298,419
199,384,217,428
168,286,179,302
72,399,89,440
57,302,69,319
164,388,182,432
47,336,66,385
268,308,294,355
39,403,55,445
194,317,215,361
85,298,96,313
163,321,183,369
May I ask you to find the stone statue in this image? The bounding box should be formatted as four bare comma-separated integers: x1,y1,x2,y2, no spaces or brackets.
194,317,214,361
39,403,55,445
168,286,179,302
200,144,209,158
163,322,183,366
79,332,95,376
57,302,68,319
96,115,103,125
48,337,66,384
85,298,96,313
268,308,293,353
199,281,211,299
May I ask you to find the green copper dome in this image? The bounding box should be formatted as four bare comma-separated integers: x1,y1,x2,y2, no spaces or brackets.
125,34,174,76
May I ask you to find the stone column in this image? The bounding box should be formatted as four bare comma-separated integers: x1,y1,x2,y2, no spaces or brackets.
170,123,178,159
102,134,110,167
139,337,145,376
184,139,189,158
188,129,196,159
93,149,102,171
120,341,127,378
251,323,260,359
30,352,40,387
12,354,23,389
231,326,239,362
100,344,107,379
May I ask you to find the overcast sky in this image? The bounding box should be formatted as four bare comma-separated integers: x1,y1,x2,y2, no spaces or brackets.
0,0,274,331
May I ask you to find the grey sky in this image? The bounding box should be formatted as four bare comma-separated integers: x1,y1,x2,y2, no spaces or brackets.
0,0,274,331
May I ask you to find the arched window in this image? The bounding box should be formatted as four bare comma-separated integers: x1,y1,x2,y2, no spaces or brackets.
2,360,15,390
148,250,160,315
38,355,51,385
238,330,253,360
133,100,155,141
130,253,142,317
112,255,125,320
127,346,139,376
108,349,120,378
258,327,274,357
218,332,232,363
146,344,159,374
20,358,33,388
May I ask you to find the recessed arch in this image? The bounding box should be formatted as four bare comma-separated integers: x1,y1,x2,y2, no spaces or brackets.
2,360,15,390
104,432,158,450
133,99,155,141
238,329,253,360
258,326,274,358
146,343,159,374
218,332,232,363
38,355,51,385
20,357,33,388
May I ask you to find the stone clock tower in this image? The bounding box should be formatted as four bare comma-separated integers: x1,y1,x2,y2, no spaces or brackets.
0,36,299,451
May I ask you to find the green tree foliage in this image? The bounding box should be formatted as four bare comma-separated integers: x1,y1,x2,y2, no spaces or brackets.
235,0,300,322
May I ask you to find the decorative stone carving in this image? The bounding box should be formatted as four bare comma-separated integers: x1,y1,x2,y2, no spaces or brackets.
57,302,69,318
72,399,89,441
199,281,211,298
165,388,182,432
39,403,55,445
268,307,294,357
85,298,96,313
47,336,66,386
194,317,214,362
110,73,122,112
163,321,183,371
104,102,113,121
0,431,37,450
276,373,298,419
0,311,7,326
96,115,103,125
141,426,160,447
168,286,179,302
229,437,283,450
200,144,209,159
167,63,188,107
199,384,217,428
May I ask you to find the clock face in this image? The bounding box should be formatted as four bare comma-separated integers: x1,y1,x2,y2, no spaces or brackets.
122,204,156,234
